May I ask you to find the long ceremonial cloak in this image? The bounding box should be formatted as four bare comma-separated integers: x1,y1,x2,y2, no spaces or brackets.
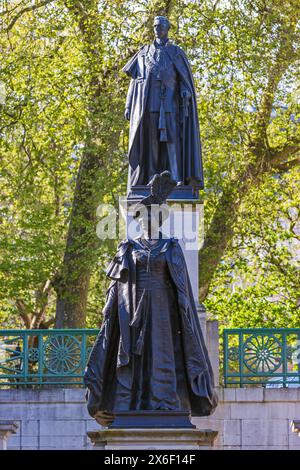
84,238,218,417
122,42,204,189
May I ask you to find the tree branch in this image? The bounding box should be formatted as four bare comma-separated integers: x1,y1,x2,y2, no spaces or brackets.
251,33,297,154
271,155,300,172
6,0,54,32
269,139,300,167
15,299,31,329
40,317,55,328
0,1,23,17
34,279,52,328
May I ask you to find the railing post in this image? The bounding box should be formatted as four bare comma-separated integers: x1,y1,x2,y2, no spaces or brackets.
223,330,228,388
239,331,243,388
23,331,28,386
38,331,43,386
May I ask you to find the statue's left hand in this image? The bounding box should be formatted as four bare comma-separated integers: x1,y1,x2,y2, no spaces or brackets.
124,108,131,120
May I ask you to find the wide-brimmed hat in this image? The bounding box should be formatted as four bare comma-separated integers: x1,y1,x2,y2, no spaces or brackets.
131,171,176,223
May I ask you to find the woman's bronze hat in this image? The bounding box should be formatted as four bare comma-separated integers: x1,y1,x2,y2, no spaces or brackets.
132,171,176,222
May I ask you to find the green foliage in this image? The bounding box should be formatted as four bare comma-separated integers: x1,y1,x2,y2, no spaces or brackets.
0,0,299,329
206,167,300,329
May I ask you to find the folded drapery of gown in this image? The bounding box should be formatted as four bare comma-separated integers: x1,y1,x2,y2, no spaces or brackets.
84,237,218,417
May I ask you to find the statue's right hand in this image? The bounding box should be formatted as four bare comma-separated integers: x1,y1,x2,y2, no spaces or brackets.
124,108,131,120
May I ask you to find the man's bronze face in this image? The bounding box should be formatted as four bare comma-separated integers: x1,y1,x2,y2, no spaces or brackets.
153,20,169,40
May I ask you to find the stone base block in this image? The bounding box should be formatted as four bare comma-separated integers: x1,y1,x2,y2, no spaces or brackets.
110,410,195,429
87,428,218,450
0,421,19,450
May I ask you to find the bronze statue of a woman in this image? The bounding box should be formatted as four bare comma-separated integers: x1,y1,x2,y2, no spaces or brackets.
84,173,218,426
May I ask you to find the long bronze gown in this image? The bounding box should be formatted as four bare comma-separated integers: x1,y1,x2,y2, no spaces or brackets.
84,236,218,419
113,237,191,412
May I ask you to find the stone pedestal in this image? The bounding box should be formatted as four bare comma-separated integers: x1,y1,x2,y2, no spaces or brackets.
88,428,218,450
206,320,220,387
197,303,207,339
0,421,19,450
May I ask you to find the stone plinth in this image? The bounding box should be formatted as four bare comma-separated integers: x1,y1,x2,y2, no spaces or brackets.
0,421,19,450
206,320,220,387
1,388,300,449
87,428,218,450
109,410,195,429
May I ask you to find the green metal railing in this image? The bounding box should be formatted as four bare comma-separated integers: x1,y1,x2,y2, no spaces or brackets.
1,328,300,388
223,328,300,387
0,329,98,387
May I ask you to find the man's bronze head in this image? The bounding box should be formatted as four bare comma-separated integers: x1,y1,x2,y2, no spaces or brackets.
153,16,170,40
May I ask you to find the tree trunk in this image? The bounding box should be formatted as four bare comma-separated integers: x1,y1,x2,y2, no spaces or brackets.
55,0,174,328
54,143,102,328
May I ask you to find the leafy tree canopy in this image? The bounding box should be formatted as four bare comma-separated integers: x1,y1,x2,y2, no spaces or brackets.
0,0,299,329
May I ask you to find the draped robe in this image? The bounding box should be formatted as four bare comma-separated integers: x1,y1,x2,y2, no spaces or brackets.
84,238,218,418
123,42,204,190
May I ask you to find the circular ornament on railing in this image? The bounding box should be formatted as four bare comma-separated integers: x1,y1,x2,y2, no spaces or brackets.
43,335,82,374
28,347,39,363
243,334,282,373
228,346,239,362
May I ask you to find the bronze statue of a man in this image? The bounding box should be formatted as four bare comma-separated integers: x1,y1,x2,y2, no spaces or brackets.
123,16,204,191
